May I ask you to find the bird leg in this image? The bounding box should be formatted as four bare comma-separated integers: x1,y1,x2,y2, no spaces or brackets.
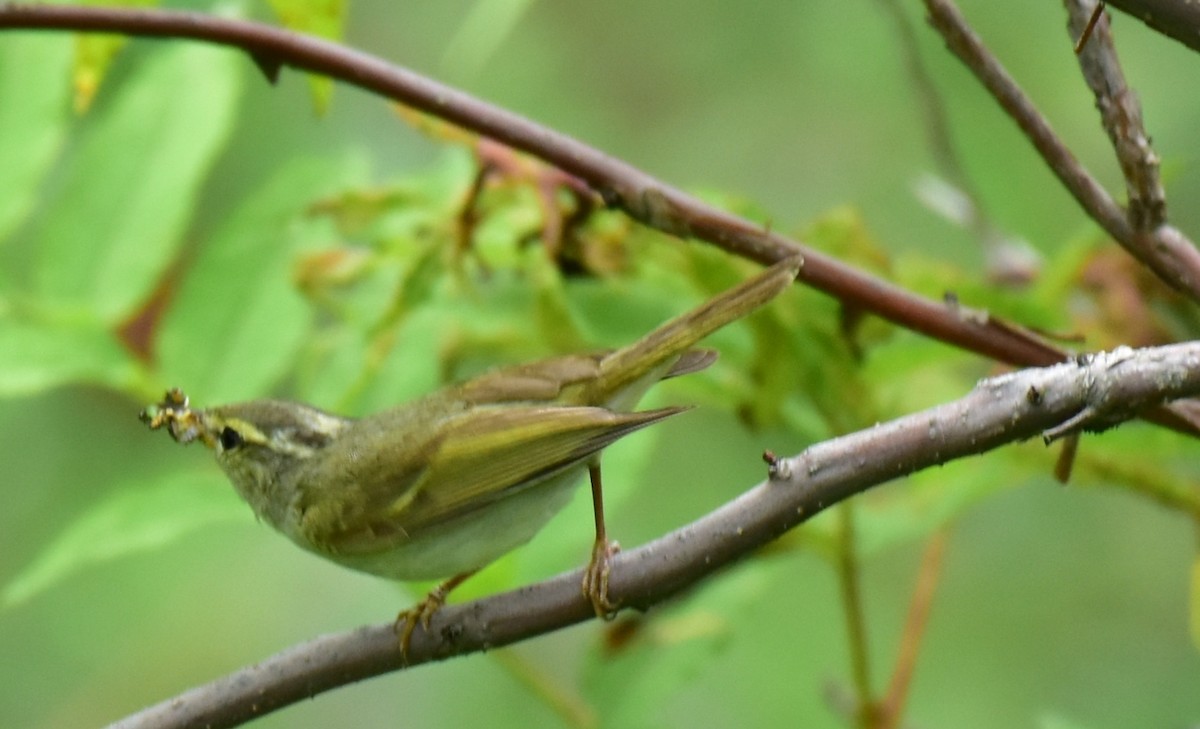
581,460,620,618
395,569,478,661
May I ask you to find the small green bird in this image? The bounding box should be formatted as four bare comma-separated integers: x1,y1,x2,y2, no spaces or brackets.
142,255,800,651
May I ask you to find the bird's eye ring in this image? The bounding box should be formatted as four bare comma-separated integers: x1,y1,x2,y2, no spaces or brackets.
219,426,243,451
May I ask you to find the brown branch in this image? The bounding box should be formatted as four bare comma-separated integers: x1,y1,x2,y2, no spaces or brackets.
1065,0,1166,231
924,0,1200,304
0,3,1065,369
1103,0,1200,55
105,341,1200,728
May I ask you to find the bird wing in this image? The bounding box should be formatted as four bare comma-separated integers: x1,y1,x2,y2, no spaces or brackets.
300,404,684,554
399,405,685,530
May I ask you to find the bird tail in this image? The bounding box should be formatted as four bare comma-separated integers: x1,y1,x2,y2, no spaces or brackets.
589,255,801,405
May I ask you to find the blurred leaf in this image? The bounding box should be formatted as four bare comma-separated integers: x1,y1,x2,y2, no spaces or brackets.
321,244,449,413
679,208,895,436
71,0,161,112
1048,243,1199,350
472,185,545,265
2,471,245,609
803,205,892,277
72,34,125,114
439,0,535,82
156,154,368,404
293,141,586,411
266,0,347,113
31,40,242,322
308,146,475,245
529,251,588,353
864,333,985,427
894,248,1064,349
0,319,140,397
296,325,387,411
0,35,71,244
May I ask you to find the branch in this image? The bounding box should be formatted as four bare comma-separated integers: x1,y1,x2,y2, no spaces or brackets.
1066,0,1165,231
0,3,1064,369
107,341,1200,729
924,0,1200,304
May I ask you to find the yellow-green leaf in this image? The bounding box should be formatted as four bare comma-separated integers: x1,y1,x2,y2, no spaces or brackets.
72,0,161,112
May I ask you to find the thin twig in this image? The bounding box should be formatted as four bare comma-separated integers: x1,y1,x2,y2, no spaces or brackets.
106,341,1200,728
924,0,1200,304
873,0,1032,284
878,529,949,729
1065,0,1166,231
1074,1,1107,53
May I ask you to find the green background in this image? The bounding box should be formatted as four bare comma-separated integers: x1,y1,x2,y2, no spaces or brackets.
2,1,1199,727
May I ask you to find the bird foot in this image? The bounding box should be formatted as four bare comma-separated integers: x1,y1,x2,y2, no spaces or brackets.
582,538,621,619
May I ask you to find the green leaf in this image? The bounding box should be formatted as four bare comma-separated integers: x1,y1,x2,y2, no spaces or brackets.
31,40,242,322
2,471,245,609
0,319,139,397
803,205,892,276
71,0,162,112
439,0,536,82
0,34,72,244
330,243,453,411
156,154,368,404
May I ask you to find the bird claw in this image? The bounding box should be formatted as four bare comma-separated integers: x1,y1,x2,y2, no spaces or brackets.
394,586,449,662
582,539,621,619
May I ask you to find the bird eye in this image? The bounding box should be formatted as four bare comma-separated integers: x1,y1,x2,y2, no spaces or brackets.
219,426,243,451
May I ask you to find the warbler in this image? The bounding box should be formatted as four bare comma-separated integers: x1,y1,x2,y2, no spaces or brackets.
141,255,800,652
